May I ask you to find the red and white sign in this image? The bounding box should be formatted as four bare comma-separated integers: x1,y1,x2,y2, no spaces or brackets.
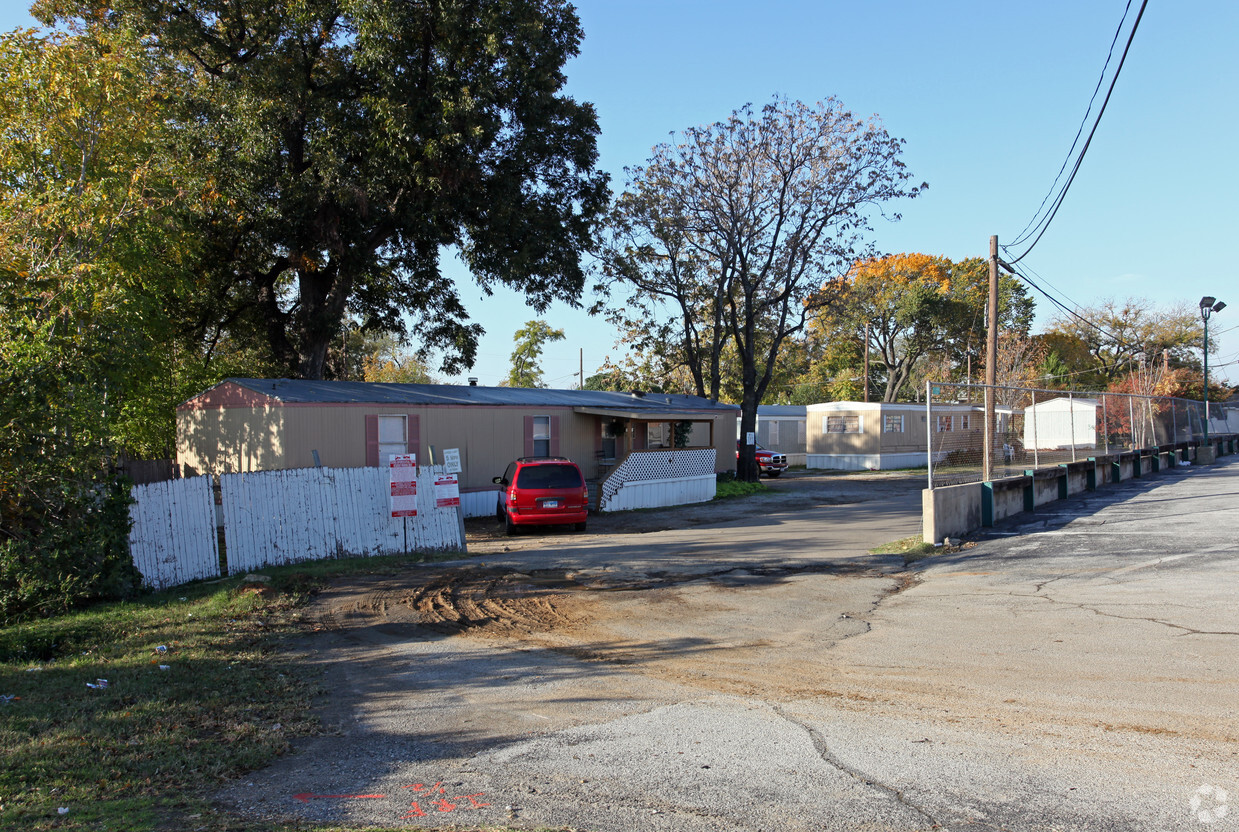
434,474,460,508
389,454,417,517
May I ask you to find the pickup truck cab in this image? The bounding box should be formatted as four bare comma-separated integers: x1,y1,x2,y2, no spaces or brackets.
736,441,788,477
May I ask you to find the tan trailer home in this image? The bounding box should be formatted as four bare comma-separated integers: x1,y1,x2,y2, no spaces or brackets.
177,379,739,516
805,401,984,471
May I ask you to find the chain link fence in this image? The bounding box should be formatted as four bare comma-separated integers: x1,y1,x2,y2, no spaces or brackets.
925,381,1237,488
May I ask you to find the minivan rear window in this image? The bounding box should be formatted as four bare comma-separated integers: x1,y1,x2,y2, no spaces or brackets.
516,464,583,489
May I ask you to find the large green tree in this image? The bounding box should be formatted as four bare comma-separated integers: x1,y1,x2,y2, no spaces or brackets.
0,25,195,618
39,0,610,380
1045,298,1204,381
817,253,1036,402
598,98,923,479
506,319,564,388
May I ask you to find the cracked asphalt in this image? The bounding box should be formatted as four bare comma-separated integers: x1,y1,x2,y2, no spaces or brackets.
218,462,1239,831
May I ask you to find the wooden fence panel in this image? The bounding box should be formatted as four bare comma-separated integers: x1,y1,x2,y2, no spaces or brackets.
129,476,219,590
220,467,463,575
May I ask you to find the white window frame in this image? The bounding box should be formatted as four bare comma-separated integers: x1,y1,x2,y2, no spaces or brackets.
937,415,954,432
960,414,971,431
824,414,862,434
532,415,551,457
884,414,904,433
378,415,407,463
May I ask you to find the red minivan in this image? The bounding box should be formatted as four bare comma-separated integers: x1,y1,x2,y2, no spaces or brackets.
493,457,589,535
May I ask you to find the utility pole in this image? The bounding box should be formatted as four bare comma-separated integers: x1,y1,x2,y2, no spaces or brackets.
984,235,999,481
863,320,870,403
579,348,584,390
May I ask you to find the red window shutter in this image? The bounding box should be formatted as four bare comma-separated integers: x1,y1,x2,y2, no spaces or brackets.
407,414,420,463
523,415,534,458
365,415,379,467
550,415,560,457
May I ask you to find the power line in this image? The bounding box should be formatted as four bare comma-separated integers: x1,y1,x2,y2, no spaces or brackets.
1003,261,1131,350
1005,0,1149,264
1008,0,1135,248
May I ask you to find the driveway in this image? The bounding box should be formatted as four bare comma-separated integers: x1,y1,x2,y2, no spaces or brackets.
218,464,1239,831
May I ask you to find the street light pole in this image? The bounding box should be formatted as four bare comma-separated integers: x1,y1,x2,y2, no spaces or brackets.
1199,296,1226,443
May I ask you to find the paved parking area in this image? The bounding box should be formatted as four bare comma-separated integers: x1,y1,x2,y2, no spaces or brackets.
219,461,1239,831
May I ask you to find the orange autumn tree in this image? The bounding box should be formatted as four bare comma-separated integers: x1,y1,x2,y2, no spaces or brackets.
834,253,955,401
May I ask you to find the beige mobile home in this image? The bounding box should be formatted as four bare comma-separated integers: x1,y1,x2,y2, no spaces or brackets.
805,401,985,471
177,379,739,515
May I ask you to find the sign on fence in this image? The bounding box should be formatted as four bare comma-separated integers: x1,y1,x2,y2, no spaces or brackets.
389,454,418,517
434,474,460,508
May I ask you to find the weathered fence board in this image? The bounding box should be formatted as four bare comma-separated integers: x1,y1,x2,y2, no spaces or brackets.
129,476,219,590
220,466,464,574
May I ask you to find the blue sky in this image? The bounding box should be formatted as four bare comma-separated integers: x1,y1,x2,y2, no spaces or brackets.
6,1,1237,388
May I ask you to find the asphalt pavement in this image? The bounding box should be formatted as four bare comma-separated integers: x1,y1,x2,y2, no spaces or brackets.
218,460,1239,831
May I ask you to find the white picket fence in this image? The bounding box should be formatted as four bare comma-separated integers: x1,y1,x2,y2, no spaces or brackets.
128,466,465,590
129,476,220,590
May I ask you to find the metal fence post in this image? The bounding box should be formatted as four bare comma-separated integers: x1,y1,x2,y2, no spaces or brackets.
1102,396,1110,455
1068,391,1077,463
1031,389,1039,468
926,380,934,490
1128,396,1137,450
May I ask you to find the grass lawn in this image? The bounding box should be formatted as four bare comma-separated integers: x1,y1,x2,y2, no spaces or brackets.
0,554,549,832
713,479,768,499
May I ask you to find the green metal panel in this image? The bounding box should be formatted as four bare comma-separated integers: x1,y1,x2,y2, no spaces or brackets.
1021,471,1035,512
982,482,995,527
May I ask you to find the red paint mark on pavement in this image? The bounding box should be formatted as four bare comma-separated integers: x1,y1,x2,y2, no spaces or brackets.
293,792,387,803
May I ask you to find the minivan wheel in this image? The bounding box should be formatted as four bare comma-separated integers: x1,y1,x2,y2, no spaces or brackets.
574,521,587,532
504,511,517,536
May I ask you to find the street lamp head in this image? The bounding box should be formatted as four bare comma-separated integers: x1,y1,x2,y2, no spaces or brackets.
1201,296,1218,321
1213,301,1227,313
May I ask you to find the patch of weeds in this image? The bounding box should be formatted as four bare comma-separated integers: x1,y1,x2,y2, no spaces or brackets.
0,547,623,832
0,580,322,831
869,535,939,565
714,480,768,499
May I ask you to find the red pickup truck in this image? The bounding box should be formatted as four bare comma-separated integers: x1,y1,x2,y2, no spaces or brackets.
736,441,788,477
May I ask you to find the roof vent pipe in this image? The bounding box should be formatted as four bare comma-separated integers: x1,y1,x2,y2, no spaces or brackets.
468,377,478,386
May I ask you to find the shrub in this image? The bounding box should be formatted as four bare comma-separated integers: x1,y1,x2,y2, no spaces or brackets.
0,477,141,624
715,479,766,499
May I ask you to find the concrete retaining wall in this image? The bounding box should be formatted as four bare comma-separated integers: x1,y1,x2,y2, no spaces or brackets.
922,483,981,543
1064,466,1090,496
923,438,1230,544
1031,475,1058,508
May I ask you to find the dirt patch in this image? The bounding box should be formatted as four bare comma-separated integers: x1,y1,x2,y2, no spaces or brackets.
304,553,920,709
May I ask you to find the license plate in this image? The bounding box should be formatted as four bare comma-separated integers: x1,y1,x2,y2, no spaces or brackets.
543,499,559,508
